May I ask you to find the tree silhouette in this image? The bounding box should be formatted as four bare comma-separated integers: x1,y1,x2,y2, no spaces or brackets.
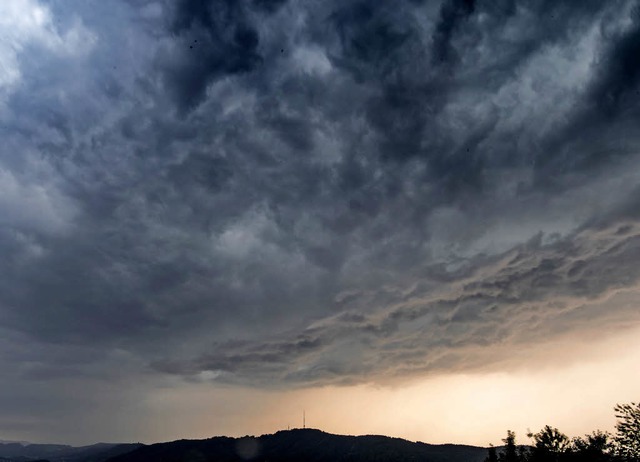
528,425,570,462
499,430,523,462
485,445,499,462
614,402,640,462
486,402,640,462
572,431,614,462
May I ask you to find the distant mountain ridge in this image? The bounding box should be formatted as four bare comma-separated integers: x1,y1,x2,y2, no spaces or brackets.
0,442,142,462
107,429,488,462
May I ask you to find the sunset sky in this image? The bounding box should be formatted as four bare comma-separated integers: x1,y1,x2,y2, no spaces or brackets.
1,0,640,447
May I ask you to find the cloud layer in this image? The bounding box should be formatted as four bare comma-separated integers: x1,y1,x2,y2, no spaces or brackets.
2,0,640,430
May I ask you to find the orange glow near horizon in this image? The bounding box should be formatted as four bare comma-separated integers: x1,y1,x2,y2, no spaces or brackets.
132,325,640,448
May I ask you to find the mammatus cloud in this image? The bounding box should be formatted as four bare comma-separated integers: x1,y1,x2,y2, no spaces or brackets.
2,0,640,418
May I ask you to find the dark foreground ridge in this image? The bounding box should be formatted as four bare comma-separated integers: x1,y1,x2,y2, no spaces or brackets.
107,428,487,462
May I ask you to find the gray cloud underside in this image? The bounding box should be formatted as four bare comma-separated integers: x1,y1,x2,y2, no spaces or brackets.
153,215,640,385
3,0,640,388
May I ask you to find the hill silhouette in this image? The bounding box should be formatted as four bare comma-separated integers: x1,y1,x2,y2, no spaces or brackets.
107,429,487,462
0,442,142,462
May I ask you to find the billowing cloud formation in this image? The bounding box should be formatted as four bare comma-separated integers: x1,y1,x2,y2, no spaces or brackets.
152,216,640,384
2,0,640,409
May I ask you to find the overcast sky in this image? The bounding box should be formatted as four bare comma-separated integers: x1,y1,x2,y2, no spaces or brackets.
1,0,640,446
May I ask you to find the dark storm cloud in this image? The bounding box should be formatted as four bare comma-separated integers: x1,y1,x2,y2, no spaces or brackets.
252,0,288,15
159,0,263,111
431,0,476,64
587,4,640,114
2,0,640,401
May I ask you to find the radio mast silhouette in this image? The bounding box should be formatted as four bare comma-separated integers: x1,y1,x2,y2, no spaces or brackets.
303,410,306,429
